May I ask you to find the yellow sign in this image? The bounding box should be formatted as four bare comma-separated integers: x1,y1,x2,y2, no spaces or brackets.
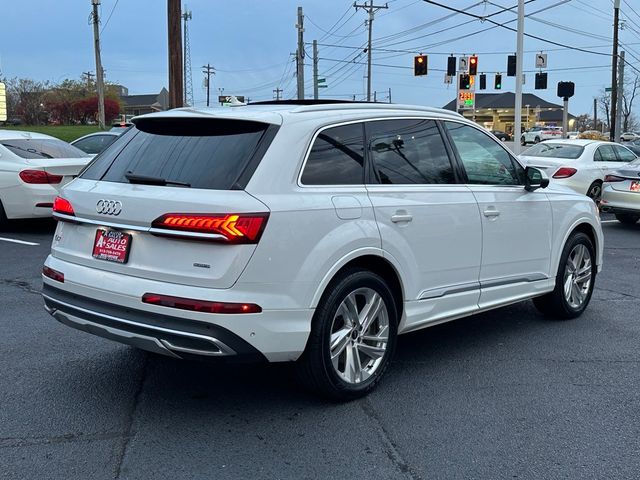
0,83,7,122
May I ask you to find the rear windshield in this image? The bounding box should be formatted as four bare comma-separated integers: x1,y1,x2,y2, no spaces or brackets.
524,143,584,159
2,139,88,159
80,119,274,190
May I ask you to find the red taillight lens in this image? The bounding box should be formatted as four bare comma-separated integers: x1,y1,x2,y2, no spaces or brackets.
604,174,626,182
52,196,75,216
151,213,269,243
142,293,261,314
552,167,578,179
19,169,63,184
42,266,64,283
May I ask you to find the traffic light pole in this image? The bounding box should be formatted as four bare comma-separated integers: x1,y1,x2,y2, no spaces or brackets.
513,0,524,155
562,98,569,138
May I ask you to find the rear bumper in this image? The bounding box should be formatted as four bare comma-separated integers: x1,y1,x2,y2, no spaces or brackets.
601,186,640,214
2,184,57,219
42,256,314,362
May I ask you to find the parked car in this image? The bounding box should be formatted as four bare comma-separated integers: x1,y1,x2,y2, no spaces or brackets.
567,131,579,140
600,158,640,224
519,139,638,201
521,126,563,145
109,122,133,133
625,139,640,156
71,131,120,155
42,102,603,400
490,130,511,142
620,132,639,142
0,130,92,227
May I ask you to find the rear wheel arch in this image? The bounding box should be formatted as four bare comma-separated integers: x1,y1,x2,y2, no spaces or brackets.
562,222,599,272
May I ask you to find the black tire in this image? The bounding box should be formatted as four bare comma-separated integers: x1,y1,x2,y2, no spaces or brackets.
533,232,596,320
615,213,640,224
521,136,526,146
0,200,8,231
586,181,603,203
295,268,398,401
534,136,541,144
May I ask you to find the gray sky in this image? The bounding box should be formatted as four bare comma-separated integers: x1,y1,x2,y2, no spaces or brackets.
1,0,639,116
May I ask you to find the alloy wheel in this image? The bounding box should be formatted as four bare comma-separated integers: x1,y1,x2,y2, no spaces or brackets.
563,244,593,309
329,287,389,384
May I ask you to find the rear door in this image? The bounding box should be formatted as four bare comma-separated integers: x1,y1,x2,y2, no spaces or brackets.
52,118,278,289
365,118,482,327
444,121,552,309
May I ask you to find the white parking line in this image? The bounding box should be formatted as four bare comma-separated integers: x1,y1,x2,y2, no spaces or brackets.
0,237,40,246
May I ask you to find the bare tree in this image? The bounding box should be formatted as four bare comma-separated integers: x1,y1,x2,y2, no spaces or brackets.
621,74,639,132
599,90,611,130
4,77,50,125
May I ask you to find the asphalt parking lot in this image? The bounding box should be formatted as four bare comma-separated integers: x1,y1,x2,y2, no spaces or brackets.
1,215,639,480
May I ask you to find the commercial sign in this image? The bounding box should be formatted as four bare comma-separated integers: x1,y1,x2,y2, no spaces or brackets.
0,83,7,122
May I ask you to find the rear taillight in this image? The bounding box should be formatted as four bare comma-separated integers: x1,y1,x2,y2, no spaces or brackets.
52,196,75,216
19,169,63,184
142,293,262,314
151,213,269,243
604,174,626,182
552,167,578,179
42,266,64,283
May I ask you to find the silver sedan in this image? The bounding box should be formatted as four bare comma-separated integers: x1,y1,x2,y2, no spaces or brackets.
601,158,640,224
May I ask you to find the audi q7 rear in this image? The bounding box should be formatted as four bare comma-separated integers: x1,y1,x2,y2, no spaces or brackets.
43,102,603,400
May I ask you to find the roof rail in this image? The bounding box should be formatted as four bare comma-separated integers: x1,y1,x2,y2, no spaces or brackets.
288,102,464,117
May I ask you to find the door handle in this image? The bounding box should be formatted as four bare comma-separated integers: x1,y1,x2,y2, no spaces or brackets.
483,208,500,218
391,214,413,223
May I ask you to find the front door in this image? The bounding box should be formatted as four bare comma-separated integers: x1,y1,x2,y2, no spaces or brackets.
444,121,553,309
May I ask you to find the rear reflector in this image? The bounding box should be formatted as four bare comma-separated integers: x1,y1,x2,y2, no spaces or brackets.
552,167,578,179
35,202,54,208
151,213,269,243
142,293,262,314
19,169,63,184
42,266,64,283
604,174,626,182
52,196,75,216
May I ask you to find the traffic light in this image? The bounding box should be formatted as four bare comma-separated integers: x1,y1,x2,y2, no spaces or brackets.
557,81,575,99
507,55,517,76
535,72,548,90
459,74,471,90
414,55,428,76
447,56,456,76
494,74,502,90
469,56,478,76
479,73,486,90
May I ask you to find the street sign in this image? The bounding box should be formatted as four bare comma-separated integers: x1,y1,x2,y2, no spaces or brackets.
317,78,326,83
535,53,547,69
459,56,469,72
0,83,6,123
605,87,613,92
318,85,328,88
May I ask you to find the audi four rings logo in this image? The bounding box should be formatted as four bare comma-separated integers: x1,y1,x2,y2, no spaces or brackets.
96,200,122,216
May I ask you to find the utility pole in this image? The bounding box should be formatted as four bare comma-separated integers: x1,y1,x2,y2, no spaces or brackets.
273,88,283,100
594,98,598,130
182,8,193,107
202,64,215,107
610,0,620,141
82,71,94,88
513,0,525,155
296,7,305,100
615,51,625,140
388,87,391,103
354,1,388,102
91,0,105,129
167,0,184,108
313,39,319,100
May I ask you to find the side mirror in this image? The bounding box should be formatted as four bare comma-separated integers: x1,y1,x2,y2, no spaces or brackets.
525,166,549,191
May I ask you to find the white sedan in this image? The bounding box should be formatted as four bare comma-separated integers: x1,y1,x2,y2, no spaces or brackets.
0,130,92,226
518,139,638,201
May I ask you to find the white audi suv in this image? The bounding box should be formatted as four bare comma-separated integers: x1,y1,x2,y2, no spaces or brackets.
42,101,603,399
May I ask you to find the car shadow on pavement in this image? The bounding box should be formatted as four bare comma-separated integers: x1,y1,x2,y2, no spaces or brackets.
0,218,57,234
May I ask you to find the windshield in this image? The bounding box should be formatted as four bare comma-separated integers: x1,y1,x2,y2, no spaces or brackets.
524,143,584,159
2,138,88,159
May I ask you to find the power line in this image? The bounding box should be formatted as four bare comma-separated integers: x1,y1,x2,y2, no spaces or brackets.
100,0,118,34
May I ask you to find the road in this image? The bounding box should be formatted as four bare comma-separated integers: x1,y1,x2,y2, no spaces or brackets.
1,216,639,480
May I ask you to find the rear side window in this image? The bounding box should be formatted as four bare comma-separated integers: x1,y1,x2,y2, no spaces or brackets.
72,134,117,155
80,119,273,190
2,139,87,159
594,145,617,161
612,145,637,162
367,119,455,184
301,123,364,185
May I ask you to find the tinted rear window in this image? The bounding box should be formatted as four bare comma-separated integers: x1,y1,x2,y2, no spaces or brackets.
2,139,87,159
80,119,272,190
525,143,584,159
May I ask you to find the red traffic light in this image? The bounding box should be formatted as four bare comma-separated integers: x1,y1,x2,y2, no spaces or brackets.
469,56,478,75
414,55,428,76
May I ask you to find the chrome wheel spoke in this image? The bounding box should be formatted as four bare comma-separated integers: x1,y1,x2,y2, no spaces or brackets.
330,328,351,357
357,342,386,360
359,293,383,333
563,275,573,299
